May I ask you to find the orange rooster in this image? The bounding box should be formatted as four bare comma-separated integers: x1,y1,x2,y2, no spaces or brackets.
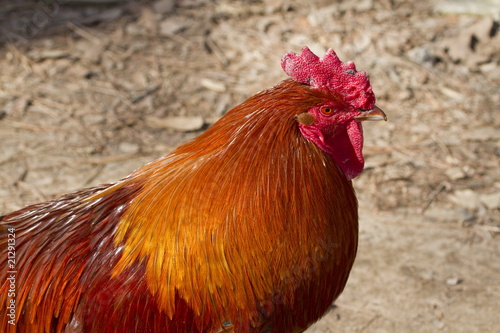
0,47,386,333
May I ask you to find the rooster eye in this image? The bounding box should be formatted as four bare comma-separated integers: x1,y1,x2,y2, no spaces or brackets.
320,107,333,116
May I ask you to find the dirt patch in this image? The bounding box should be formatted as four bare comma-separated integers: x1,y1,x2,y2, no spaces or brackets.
0,0,499,331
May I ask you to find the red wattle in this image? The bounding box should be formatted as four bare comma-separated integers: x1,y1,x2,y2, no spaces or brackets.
300,121,365,180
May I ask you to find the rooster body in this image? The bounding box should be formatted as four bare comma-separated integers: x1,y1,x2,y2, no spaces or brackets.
0,48,385,332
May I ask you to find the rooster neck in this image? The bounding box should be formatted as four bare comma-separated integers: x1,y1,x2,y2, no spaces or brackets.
112,79,359,331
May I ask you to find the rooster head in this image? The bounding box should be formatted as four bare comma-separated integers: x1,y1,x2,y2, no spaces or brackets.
282,47,386,180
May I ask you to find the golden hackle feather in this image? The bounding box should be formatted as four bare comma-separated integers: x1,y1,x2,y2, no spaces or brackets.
112,79,359,331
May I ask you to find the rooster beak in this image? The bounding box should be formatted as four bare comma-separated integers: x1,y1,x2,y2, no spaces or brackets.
355,106,387,122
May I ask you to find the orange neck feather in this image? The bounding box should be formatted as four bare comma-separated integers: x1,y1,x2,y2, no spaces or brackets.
112,79,358,330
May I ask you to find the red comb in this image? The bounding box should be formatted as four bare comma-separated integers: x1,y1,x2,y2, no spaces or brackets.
281,47,375,110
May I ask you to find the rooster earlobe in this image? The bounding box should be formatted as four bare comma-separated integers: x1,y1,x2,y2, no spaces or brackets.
295,113,315,126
